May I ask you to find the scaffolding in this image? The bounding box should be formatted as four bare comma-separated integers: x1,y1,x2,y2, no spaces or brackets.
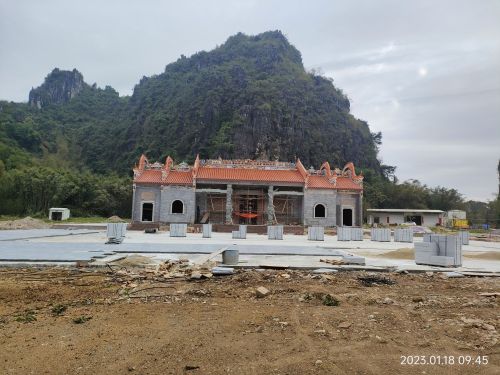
273,195,302,225
204,193,226,224
232,188,266,225
199,187,303,226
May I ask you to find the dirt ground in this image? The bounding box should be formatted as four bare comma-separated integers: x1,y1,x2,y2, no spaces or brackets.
0,268,498,375
0,217,50,230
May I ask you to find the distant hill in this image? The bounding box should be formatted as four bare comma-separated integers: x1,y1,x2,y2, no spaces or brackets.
1,30,491,220
0,30,383,175
29,68,85,108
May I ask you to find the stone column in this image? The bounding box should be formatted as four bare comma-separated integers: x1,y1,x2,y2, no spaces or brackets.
357,193,363,227
131,184,136,222
267,185,275,225
225,184,233,224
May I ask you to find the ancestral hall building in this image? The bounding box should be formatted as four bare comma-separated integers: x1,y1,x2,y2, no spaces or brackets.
132,155,363,227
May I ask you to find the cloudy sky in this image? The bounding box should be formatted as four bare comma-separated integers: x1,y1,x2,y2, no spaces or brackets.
1,0,499,201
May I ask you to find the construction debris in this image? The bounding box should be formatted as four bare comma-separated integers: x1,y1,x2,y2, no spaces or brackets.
110,254,154,267
107,256,218,281
443,271,465,278
319,254,366,266
320,258,345,265
478,292,500,297
256,286,270,298
212,267,234,276
337,321,352,329
312,268,338,274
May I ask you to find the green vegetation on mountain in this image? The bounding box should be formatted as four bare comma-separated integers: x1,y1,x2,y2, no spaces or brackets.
0,31,497,222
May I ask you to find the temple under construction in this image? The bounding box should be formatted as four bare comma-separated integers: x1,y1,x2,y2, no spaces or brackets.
131,155,363,227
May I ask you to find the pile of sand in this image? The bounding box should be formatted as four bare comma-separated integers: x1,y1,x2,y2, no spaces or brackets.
0,216,51,230
107,215,126,223
376,248,415,259
110,255,157,267
464,251,500,261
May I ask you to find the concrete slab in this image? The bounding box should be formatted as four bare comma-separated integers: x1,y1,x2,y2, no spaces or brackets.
1,229,499,273
0,241,112,262
0,229,102,241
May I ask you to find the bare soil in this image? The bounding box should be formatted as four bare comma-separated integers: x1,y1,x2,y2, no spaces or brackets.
376,247,415,259
464,252,500,261
0,268,498,375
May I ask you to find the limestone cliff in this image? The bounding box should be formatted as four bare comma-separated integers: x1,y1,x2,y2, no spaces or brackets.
29,68,85,108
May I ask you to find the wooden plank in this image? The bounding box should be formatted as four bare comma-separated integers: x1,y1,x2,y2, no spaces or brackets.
196,245,230,265
200,212,210,224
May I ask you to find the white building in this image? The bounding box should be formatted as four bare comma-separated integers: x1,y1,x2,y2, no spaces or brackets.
49,208,70,221
367,209,444,226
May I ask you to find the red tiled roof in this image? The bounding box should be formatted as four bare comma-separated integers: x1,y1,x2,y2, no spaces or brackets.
197,167,304,184
133,156,363,192
134,170,192,185
335,177,363,190
164,171,193,185
307,176,336,189
134,170,162,184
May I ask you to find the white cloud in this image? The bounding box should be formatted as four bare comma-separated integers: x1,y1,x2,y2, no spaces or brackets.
0,0,499,200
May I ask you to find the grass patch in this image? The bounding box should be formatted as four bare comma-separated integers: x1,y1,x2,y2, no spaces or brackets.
0,215,26,222
468,229,491,234
63,217,115,223
322,294,340,306
51,304,67,316
15,310,37,323
73,315,92,324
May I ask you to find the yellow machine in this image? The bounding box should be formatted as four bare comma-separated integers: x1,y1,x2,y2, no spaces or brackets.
452,219,469,229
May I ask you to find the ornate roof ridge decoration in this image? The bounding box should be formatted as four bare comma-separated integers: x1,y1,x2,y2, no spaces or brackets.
133,154,148,179
341,161,364,186
295,158,309,187
200,158,296,170
192,154,200,186
132,154,363,190
161,156,173,181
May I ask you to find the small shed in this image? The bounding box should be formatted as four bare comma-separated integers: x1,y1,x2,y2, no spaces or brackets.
367,209,444,226
49,208,70,221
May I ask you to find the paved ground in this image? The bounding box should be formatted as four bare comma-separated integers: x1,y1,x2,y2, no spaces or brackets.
0,229,100,241
1,229,499,273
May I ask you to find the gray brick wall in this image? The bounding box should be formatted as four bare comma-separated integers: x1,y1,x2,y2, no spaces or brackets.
304,190,337,227
160,186,196,224
132,185,161,222
336,192,362,226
